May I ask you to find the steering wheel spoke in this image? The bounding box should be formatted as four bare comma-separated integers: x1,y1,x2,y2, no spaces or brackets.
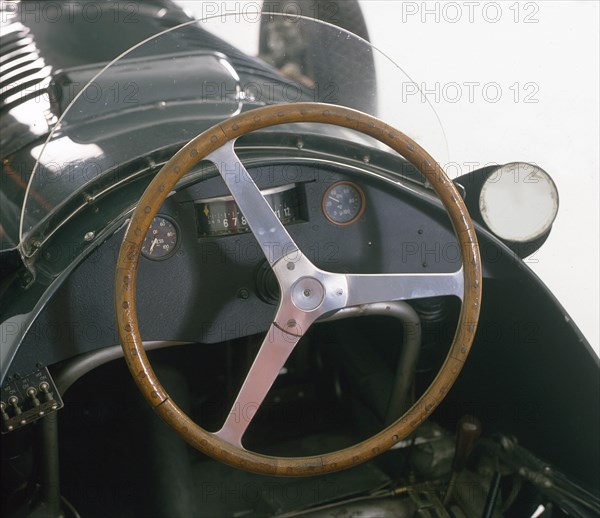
214,321,303,449
344,268,464,307
206,140,299,266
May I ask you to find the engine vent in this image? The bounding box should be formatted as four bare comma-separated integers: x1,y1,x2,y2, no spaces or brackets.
0,5,55,157
0,20,52,113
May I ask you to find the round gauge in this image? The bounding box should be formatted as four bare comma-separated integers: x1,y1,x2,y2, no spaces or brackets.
141,216,179,260
322,181,365,226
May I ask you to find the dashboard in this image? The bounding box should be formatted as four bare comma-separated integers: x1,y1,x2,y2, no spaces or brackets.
7,154,462,377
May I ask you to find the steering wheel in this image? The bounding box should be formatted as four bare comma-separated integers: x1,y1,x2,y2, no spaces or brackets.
115,103,481,476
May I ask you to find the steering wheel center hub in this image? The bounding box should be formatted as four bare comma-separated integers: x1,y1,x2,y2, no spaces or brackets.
291,277,325,311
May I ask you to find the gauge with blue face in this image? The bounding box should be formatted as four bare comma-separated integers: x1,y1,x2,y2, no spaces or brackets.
141,216,179,260
322,181,365,226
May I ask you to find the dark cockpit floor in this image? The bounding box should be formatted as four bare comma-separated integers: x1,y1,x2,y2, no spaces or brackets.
56,339,402,517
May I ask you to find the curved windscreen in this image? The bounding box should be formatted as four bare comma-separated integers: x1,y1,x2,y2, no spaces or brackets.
20,13,448,257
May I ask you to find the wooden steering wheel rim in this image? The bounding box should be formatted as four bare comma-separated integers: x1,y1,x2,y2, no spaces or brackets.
115,102,482,476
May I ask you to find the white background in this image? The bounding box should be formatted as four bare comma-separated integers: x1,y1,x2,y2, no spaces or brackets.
358,0,599,353
179,0,599,354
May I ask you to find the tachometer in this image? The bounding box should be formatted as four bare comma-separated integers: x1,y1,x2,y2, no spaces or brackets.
141,216,179,260
322,181,365,225
196,184,303,237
